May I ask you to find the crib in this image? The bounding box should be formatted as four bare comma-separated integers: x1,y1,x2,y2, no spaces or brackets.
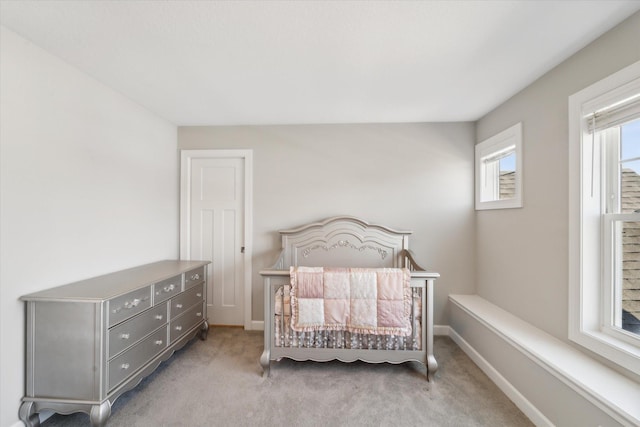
259,216,440,380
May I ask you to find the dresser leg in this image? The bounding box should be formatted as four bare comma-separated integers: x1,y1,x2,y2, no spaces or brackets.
19,401,40,427
89,401,111,427
199,320,209,340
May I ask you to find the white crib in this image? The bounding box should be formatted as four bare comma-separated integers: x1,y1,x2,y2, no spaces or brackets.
259,216,440,380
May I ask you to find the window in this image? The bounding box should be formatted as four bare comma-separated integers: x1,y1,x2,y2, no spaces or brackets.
475,123,523,210
569,60,640,374
602,119,640,342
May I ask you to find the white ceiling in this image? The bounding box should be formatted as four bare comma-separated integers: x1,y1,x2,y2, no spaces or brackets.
1,1,639,126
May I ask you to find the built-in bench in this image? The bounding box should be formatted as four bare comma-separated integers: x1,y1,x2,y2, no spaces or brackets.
449,294,640,427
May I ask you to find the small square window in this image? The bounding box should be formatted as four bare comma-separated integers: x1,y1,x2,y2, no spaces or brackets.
475,123,523,210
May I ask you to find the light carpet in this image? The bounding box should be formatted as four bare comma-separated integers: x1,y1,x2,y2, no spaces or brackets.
42,326,534,426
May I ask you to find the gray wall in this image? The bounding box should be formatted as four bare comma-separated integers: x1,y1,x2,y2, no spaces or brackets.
476,13,640,353
179,123,476,324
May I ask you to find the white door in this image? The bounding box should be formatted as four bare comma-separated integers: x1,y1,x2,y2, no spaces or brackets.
180,150,252,328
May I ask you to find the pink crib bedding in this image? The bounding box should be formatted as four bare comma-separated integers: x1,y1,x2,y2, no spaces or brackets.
274,284,423,351
290,267,413,336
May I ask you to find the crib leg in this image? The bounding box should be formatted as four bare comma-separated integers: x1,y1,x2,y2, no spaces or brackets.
425,278,438,381
260,349,271,377
427,354,438,381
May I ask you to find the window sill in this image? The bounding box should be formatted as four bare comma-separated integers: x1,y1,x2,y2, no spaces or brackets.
475,199,523,210
569,326,640,374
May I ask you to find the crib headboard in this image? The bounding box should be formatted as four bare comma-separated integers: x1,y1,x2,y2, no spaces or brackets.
273,216,411,269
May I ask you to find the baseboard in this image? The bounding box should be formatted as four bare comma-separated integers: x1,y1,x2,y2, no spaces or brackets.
434,324,450,336
449,327,553,427
250,320,264,331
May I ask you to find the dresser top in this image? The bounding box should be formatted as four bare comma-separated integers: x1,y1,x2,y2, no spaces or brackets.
21,260,209,302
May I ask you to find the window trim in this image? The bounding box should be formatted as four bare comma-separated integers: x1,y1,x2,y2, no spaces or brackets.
475,122,523,210
568,59,640,374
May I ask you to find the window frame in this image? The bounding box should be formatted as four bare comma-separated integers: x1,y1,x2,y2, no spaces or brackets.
475,122,523,210
568,59,640,374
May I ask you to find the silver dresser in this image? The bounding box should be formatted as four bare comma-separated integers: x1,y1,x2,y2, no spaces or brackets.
19,260,210,427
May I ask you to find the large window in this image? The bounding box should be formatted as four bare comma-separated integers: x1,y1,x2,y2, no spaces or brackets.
569,60,640,373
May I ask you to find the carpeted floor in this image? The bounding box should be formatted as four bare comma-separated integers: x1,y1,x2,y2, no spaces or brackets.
42,327,534,426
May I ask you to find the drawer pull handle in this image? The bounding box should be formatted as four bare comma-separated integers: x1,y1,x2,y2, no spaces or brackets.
190,273,200,281
124,299,140,309
113,295,147,313
121,363,130,370
163,284,175,293
120,333,130,340
155,315,163,320
175,326,183,331
175,304,183,309
155,340,163,345
196,293,202,297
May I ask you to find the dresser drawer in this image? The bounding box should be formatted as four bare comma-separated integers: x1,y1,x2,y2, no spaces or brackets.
170,302,205,343
184,266,205,290
108,303,168,358
108,326,167,391
170,282,204,319
108,286,152,327
153,274,182,304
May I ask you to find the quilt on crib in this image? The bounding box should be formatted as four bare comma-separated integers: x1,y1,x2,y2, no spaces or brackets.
290,266,413,336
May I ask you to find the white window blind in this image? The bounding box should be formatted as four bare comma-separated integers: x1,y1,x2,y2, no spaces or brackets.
584,81,640,133
482,145,515,163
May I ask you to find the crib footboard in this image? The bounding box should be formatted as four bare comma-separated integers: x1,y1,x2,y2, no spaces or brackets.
260,269,439,380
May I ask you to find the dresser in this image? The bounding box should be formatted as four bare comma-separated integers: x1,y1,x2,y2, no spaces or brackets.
18,260,210,427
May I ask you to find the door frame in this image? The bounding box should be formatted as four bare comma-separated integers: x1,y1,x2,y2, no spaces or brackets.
180,149,253,330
